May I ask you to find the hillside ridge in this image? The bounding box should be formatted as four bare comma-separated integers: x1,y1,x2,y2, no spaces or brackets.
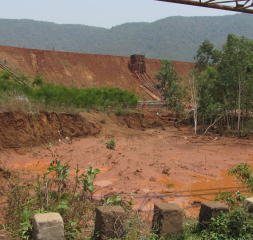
0,14,253,61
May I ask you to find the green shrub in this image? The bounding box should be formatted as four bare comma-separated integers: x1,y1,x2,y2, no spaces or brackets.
201,207,253,239
106,139,116,150
210,162,253,240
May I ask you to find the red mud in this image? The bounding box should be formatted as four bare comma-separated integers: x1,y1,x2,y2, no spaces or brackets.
0,111,100,149
1,110,253,217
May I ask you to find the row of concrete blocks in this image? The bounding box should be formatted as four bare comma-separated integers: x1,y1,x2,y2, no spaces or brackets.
33,197,253,240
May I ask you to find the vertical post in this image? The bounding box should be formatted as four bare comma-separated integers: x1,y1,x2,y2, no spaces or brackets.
94,206,126,239
152,203,183,238
33,213,64,240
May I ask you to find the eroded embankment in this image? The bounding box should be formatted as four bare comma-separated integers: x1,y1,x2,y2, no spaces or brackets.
0,110,173,149
0,111,101,149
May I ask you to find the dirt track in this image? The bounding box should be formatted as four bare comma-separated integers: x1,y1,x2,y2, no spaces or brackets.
0,45,193,98
0,110,252,217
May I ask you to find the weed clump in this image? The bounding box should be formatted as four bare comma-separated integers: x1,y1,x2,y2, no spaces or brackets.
106,139,116,150
2,160,100,239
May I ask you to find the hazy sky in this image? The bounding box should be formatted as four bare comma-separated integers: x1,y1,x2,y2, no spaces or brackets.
1,0,236,28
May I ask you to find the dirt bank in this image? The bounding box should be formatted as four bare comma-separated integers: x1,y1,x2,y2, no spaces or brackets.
0,45,193,98
0,109,174,149
0,111,100,149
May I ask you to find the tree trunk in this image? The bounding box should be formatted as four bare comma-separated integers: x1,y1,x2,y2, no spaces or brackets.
238,77,241,132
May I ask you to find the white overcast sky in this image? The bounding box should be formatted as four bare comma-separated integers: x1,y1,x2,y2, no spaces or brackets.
1,0,236,29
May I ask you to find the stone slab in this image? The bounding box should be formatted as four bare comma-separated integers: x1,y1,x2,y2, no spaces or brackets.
244,197,253,213
199,202,229,228
152,203,183,238
33,212,64,240
94,205,126,240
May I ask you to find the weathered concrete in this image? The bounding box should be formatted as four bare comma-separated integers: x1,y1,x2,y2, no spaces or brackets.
33,213,64,240
94,205,126,240
244,197,253,213
199,202,229,228
152,203,183,238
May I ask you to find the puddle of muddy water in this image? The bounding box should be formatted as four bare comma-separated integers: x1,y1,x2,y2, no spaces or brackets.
131,170,247,216
14,159,52,172
90,169,248,216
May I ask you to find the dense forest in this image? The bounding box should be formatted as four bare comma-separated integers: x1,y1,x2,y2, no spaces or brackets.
1,14,253,61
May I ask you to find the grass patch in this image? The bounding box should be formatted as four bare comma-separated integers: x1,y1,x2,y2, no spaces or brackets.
0,70,138,113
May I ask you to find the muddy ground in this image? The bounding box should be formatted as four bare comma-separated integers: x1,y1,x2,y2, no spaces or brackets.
0,109,252,221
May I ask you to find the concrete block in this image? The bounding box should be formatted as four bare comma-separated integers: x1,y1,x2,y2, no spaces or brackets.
199,202,229,228
244,197,253,213
152,203,183,238
94,205,126,240
33,213,64,240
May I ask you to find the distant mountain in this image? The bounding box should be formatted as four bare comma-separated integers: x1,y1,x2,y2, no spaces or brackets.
1,14,253,62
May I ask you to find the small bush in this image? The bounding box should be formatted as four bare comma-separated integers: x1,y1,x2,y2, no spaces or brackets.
210,162,253,240
201,207,253,239
106,139,116,150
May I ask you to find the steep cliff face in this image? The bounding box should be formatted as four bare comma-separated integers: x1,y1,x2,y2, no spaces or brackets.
0,45,193,98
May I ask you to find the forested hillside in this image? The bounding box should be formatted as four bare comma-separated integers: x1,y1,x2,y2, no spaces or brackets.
1,14,253,61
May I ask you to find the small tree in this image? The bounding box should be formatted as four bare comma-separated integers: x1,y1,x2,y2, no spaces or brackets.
155,60,186,121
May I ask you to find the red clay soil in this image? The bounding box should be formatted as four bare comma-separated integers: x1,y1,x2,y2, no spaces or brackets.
0,110,253,218
0,111,100,149
0,45,193,98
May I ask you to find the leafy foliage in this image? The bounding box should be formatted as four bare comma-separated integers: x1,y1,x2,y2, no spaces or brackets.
229,162,253,194
80,165,100,193
201,207,253,239
208,163,253,239
155,60,187,116
106,139,116,150
215,191,247,208
194,39,221,72
194,33,253,135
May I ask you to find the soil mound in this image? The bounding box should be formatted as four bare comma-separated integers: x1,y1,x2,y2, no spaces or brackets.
116,112,172,130
0,111,100,149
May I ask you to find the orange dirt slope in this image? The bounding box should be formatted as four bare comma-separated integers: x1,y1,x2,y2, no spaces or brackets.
0,45,193,98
